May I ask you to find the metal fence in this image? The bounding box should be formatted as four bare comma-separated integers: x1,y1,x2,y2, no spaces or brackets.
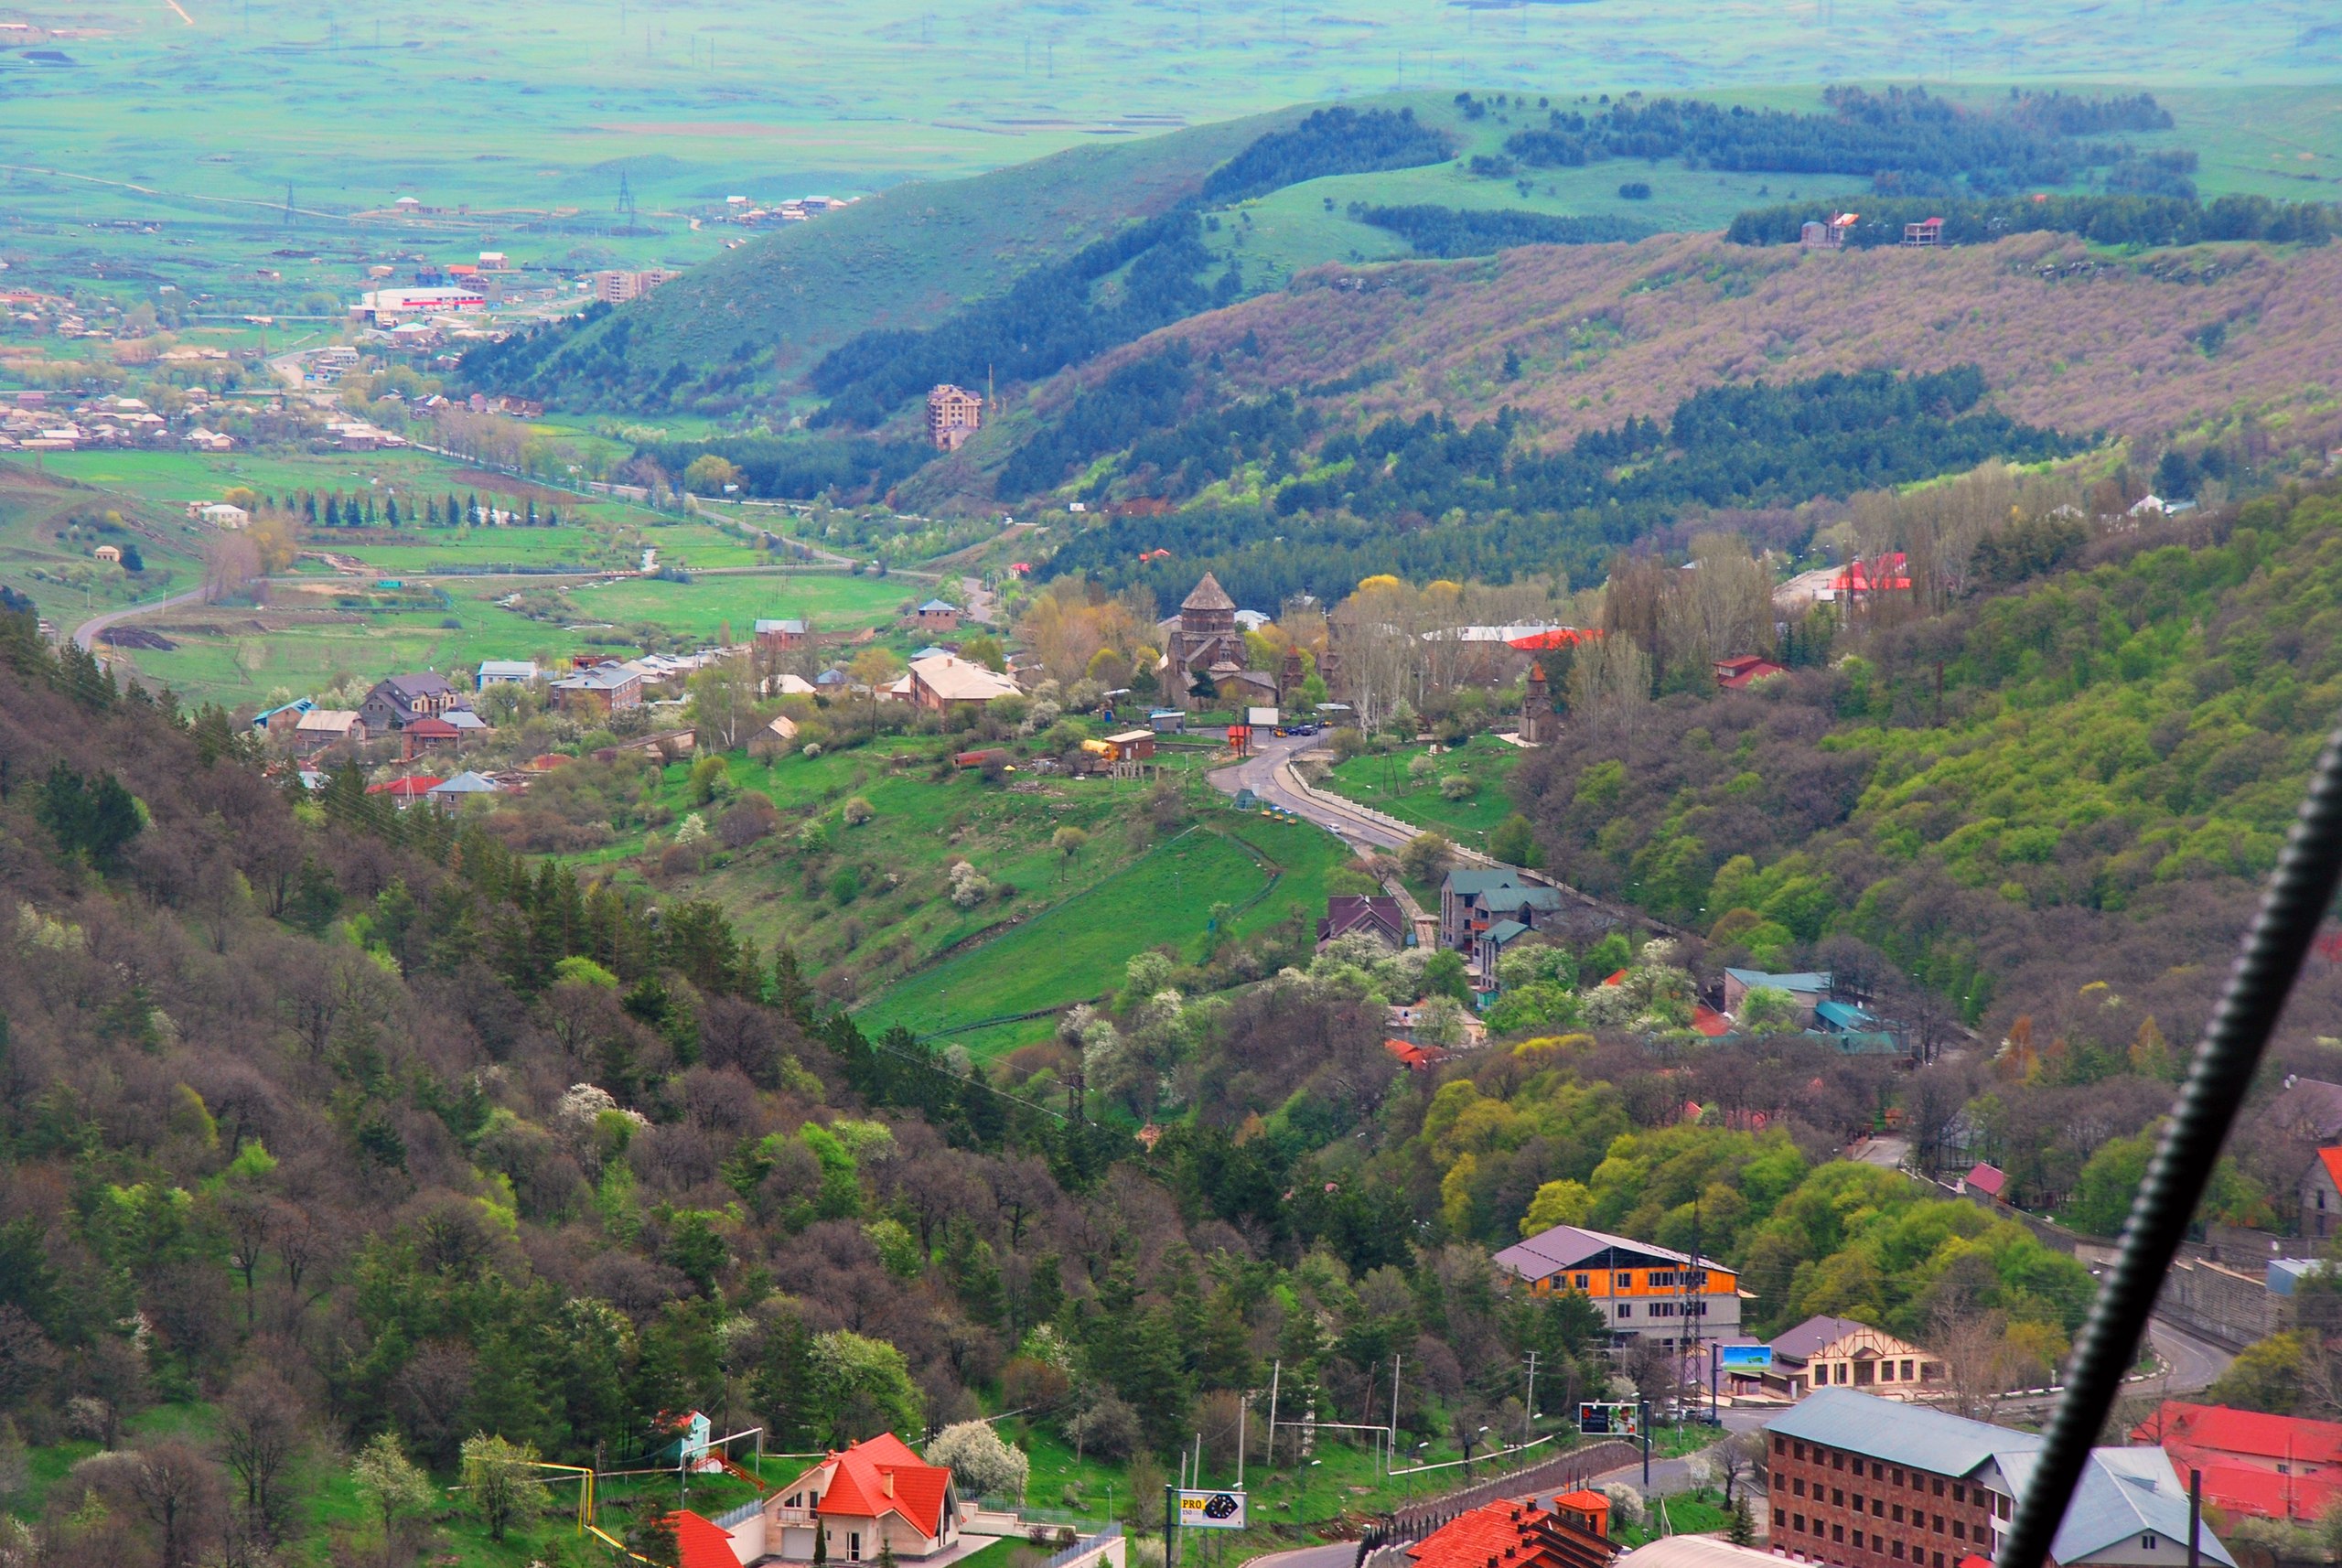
712,1498,763,1530
1039,1521,1123,1568
1371,1440,1641,1546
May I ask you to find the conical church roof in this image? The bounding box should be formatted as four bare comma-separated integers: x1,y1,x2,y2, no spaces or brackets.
1182,572,1236,612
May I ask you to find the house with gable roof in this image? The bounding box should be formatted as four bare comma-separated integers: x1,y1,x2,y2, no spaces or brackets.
749,1434,962,1563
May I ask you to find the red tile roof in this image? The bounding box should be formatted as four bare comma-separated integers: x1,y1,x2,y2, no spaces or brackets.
1407,1500,1616,1568
674,1509,744,1568
799,1434,953,1541
2179,1460,2342,1524
405,716,461,738
1385,1037,1456,1070
367,775,444,797
2320,1147,2342,1197
1716,659,1787,691
2137,1401,2342,1467
1964,1162,2007,1198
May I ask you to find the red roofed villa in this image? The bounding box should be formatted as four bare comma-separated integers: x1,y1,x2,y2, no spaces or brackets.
2133,1400,2342,1523
674,1507,753,1568
744,1434,962,1563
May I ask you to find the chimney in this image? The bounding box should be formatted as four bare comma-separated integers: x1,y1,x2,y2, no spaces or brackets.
884,1471,896,1498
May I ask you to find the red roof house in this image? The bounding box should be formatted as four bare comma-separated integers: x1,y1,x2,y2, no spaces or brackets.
1407,1499,1617,1568
1714,654,1788,691
366,775,444,808
1964,1162,2008,1200
757,1434,962,1562
1384,1037,1456,1072
1508,627,1598,652
673,1509,749,1568
1828,553,1911,598
2133,1401,2342,1522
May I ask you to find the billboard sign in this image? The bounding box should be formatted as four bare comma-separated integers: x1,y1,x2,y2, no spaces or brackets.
1578,1402,1640,1436
1720,1345,1775,1371
1177,1491,1247,1531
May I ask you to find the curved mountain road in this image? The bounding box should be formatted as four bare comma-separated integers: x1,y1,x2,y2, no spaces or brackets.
72,585,209,653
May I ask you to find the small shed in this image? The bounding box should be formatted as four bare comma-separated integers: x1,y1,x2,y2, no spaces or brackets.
1148,708,1186,734
1101,729,1155,762
92,544,122,564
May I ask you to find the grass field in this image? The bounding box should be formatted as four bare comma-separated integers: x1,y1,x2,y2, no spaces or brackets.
1321,735,1525,846
857,806,1352,1052
0,463,208,627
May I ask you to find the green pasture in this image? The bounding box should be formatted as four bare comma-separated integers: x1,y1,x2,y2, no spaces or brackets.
99,590,532,700
857,808,1348,1051
1321,734,1525,846
0,465,208,627
563,570,911,638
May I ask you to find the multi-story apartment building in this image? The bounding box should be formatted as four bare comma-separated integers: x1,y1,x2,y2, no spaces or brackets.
1492,1223,1743,1345
1766,1389,2234,1568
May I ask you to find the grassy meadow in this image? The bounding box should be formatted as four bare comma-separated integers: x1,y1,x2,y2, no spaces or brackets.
1320,734,1527,846
856,808,1352,1053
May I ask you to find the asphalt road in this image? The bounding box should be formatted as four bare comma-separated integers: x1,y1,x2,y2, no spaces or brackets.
1211,731,1416,854
2144,1316,2234,1394
72,584,209,652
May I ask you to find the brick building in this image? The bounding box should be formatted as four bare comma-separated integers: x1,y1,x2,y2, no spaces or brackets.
1766,1389,2232,1568
926,384,983,450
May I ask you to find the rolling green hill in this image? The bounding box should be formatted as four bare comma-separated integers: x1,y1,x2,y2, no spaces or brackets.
458,109,1298,413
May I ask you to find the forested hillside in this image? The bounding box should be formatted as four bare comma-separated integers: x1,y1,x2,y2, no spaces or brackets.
1065,230,2342,464
1039,365,2077,601
0,595,2175,1565
1503,87,2169,195
1515,481,2342,1056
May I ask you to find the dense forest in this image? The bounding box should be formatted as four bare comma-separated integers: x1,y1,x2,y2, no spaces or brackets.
457,304,771,417
1198,106,1456,204
0,601,2154,1565
630,431,933,504
1726,191,2337,249
1505,87,2166,196
1037,366,2077,603
806,212,1232,431
1353,205,1653,258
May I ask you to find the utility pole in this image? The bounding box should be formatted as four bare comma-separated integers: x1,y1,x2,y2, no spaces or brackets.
1265,1360,1281,1471
1165,1484,1178,1568
1237,1391,1248,1487
1389,1355,1402,1475
1522,1350,1539,1445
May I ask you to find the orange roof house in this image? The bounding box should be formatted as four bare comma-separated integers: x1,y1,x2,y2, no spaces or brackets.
1407,1499,1617,1568
756,1434,962,1562
673,1509,749,1568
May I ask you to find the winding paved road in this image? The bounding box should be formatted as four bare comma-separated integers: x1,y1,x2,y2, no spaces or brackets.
1212,731,1418,854
72,585,209,653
